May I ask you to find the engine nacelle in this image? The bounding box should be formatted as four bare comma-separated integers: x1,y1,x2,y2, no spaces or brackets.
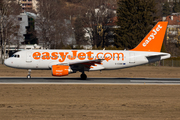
51,65,71,76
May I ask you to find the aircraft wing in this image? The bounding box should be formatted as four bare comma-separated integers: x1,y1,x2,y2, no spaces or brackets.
69,59,103,65
49,59,104,70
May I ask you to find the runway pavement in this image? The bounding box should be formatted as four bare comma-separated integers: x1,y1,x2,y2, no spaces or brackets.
0,77,180,84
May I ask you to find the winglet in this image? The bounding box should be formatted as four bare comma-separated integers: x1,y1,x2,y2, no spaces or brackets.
131,21,168,52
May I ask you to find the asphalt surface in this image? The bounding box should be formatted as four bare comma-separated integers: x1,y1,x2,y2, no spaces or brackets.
0,77,180,84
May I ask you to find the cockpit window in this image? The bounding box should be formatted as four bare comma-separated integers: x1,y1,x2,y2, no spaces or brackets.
11,55,15,57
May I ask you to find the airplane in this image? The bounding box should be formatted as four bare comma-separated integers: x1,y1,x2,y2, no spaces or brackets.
4,21,170,80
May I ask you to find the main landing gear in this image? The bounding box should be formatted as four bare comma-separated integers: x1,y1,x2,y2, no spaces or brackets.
27,69,31,79
80,72,87,80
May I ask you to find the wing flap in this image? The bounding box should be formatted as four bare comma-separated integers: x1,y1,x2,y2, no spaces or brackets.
69,59,103,65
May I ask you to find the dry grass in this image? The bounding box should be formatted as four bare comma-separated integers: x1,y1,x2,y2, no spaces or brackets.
0,85,180,120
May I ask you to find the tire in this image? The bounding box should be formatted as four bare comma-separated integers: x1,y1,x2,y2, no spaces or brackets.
80,74,87,80
27,75,31,79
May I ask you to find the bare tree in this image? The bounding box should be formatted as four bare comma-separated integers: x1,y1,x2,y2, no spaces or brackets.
79,1,116,48
35,0,71,49
74,16,86,46
0,0,21,63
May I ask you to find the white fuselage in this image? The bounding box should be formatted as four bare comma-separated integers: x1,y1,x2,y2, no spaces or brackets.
4,50,171,71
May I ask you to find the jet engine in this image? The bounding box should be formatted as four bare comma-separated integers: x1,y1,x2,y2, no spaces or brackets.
51,65,72,76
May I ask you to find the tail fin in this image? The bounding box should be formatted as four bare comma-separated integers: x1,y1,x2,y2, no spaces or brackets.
131,21,168,52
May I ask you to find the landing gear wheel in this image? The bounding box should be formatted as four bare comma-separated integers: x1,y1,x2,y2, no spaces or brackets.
27,75,31,79
80,74,87,80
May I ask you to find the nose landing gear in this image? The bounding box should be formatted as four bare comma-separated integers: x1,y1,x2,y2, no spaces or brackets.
27,69,31,79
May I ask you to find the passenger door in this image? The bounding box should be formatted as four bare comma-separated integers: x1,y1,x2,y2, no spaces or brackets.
129,53,135,63
26,52,32,62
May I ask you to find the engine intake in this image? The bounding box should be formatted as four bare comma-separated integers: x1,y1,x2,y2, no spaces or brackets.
52,65,71,76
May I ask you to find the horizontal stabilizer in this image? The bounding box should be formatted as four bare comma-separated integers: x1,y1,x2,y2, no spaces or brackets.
145,53,170,58
145,53,171,62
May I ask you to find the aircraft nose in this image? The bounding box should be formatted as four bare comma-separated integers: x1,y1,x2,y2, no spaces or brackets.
4,59,10,66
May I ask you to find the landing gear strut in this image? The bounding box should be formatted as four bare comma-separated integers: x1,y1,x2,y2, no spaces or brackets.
80,72,87,80
27,69,31,79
